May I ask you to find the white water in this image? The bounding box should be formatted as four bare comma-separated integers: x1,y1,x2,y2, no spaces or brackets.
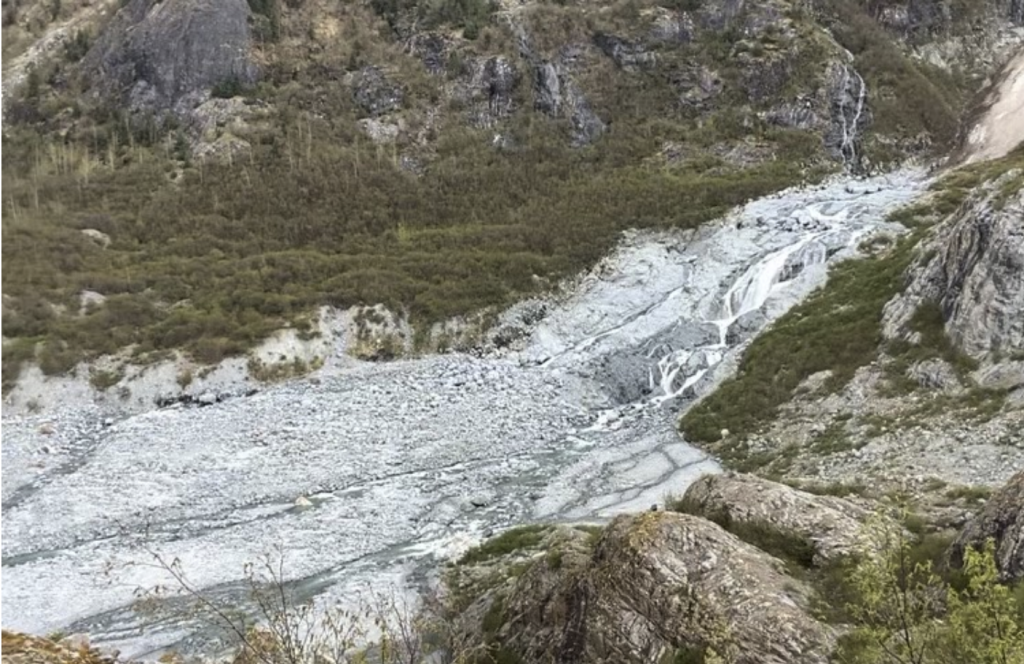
837,66,868,165
0,170,928,656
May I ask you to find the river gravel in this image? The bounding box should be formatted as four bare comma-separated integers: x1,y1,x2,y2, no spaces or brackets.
1,170,928,656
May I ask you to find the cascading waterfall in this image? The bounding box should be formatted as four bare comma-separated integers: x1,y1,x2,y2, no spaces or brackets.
647,233,830,404
838,66,868,167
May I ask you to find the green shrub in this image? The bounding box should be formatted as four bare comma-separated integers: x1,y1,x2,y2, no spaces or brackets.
89,367,124,390
458,525,551,565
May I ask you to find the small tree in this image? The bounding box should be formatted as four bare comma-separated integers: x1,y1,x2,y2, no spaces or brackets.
940,541,1024,664
840,512,944,664
128,543,482,664
837,509,1024,664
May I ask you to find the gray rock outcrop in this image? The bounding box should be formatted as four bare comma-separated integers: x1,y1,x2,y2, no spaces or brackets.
511,23,605,146
81,0,258,114
949,470,1024,581
455,56,521,128
480,513,837,663
592,33,656,71
884,170,1024,359
680,473,874,565
533,57,606,146
352,66,404,117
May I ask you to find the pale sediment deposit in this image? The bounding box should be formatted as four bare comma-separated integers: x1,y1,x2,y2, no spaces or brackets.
0,171,928,656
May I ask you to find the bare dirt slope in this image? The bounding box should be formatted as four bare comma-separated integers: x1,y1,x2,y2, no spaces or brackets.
964,47,1024,164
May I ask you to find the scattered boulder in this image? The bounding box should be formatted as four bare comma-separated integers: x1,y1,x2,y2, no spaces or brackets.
409,33,449,75
726,310,769,345
78,290,107,314
908,357,962,390
647,8,694,44
80,229,111,249
680,473,874,565
357,118,401,143
672,65,723,111
592,33,656,71
81,0,258,114
948,470,1024,582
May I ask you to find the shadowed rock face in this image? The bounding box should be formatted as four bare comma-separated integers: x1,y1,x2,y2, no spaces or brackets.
949,470,1024,581
81,0,258,114
483,513,836,664
884,172,1024,360
681,473,874,565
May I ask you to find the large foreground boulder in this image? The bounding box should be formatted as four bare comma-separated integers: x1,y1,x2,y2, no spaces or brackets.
949,470,1024,582
473,513,836,664
680,473,874,565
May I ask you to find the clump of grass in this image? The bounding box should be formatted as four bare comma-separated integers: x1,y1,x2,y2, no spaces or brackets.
793,480,869,498
574,524,605,548
88,366,124,390
247,356,319,383
176,369,194,389
944,485,992,505
458,525,551,565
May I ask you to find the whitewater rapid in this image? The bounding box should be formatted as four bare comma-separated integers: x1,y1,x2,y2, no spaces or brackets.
0,170,928,656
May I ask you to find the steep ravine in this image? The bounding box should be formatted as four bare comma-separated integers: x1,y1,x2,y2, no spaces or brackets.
0,171,928,656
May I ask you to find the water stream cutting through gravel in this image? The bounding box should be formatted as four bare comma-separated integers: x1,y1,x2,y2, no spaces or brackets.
1,170,928,657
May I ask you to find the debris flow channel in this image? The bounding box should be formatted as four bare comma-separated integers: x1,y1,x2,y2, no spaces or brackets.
1,171,927,656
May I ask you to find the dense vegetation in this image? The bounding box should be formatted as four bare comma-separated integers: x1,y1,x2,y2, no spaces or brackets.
0,0,836,390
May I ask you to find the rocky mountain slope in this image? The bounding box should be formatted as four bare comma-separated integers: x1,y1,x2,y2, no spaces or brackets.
3,0,1024,406
680,147,1024,506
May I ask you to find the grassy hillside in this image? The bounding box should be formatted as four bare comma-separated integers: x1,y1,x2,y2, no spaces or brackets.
0,0,1002,388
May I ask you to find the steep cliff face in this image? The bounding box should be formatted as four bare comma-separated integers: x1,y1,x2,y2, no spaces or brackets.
883,161,1024,364
79,0,259,114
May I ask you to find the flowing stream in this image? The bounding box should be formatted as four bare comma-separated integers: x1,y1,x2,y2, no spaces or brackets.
0,170,928,657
